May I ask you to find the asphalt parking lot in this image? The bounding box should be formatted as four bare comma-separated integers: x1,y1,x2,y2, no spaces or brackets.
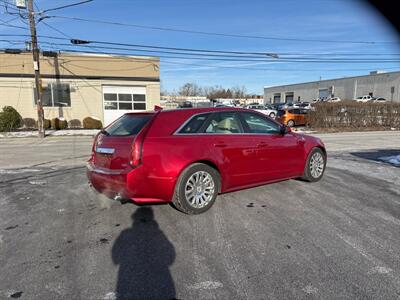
0,131,400,299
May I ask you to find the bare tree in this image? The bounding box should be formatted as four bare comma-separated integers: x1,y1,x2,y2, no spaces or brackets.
232,85,247,98
178,83,203,97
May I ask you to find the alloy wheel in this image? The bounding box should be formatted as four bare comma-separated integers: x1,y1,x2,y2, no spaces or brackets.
184,171,215,208
309,152,324,178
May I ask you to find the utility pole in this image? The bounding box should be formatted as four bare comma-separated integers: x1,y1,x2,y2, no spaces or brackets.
27,0,45,138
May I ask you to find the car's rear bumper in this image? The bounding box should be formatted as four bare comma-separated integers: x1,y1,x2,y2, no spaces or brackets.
86,162,175,203
86,162,131,199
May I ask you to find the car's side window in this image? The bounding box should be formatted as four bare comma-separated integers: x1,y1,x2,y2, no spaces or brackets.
300,109,308,115
178,113,211,134
203,112,243,134
240,112,281,134
293,109,301,114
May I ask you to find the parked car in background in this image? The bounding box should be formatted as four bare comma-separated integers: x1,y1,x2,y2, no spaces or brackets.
277,103,294,110
355,95,373,102
327,97,341,102
87,107,326,214
178,101,193,108
299,102,312,109
220,100,236,107
373,97,386,102
246,104,277,118
276,108,309,127
270,103,282,110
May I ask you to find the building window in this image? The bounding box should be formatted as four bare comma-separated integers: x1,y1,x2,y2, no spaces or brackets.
285,92,294,103
34,83,71,107
273,93,281,103
104,93,146,111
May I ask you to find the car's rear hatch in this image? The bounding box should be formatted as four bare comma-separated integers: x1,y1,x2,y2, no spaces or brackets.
91,113,155,171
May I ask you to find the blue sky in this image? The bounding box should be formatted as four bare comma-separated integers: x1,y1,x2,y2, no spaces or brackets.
1,0,400,94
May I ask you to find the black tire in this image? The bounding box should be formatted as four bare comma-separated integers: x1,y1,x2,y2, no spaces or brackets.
172,163,220,215
287,119,295,127
301,148,326,182
269,112,276,118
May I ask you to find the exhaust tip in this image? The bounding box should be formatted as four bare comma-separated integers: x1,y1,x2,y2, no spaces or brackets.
114,194,122,201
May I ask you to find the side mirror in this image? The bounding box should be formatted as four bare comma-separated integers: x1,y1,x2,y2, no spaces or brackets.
280,125,291,135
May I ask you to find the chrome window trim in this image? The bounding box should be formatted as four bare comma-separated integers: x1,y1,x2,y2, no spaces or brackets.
173,132,279,136
174,110,283,136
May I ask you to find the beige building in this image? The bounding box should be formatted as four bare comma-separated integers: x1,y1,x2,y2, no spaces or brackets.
0,51,160,126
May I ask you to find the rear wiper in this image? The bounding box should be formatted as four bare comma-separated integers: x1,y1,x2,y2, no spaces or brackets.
100,129,110,136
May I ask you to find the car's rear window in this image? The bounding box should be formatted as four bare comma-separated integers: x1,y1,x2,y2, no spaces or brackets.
104,114,152,136
178,113,211,134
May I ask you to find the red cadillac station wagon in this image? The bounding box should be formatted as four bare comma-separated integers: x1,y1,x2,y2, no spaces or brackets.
87,107,326,214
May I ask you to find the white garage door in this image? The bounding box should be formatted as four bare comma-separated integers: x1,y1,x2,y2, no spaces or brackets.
103,86,147,126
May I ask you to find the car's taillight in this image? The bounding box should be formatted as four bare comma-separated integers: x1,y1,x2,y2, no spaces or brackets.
129,110,160,167
89,132,100,161
130,138,142,167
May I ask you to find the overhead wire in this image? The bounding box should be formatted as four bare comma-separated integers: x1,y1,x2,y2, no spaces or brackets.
1,33,400,61
40,0,94,14
46,14,398,45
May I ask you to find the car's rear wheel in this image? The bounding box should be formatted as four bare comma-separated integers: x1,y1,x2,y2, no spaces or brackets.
269,112,276,118
287,119,295,127
172,163,220,214
301,148,326,182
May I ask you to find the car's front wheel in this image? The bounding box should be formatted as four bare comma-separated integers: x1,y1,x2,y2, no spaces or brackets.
269,112,276,118
301,148,326,182
172,163,220,214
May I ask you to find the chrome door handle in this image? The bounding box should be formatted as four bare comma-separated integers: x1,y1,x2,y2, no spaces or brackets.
257,142,268,148
214,143,227,148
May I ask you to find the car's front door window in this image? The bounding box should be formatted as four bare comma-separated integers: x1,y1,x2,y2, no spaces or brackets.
240,112,280,134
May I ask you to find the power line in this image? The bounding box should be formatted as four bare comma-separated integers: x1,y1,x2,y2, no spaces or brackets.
41,0,94,13
54,43,400,62
0,18,27,30
2,33,400,59
0,47,398,73
55,48,400,64
46,15,398,45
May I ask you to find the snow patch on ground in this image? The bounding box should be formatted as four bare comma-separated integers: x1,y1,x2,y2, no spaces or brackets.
379,154,400,166
29,180,47,186
103,292,116,300
291,127,316,134
302,285,318,294
369,266,392,274
188,281,223,290
0,168,41,174
0,129,100,138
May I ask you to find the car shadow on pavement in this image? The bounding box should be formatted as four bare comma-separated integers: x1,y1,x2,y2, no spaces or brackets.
112,207,177,300
350,149,400,166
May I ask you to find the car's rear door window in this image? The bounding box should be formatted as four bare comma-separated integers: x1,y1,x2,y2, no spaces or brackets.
178,113,211,134
104,114,152,136
293,109,301,114
202,112,243,134
240,112,280,134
